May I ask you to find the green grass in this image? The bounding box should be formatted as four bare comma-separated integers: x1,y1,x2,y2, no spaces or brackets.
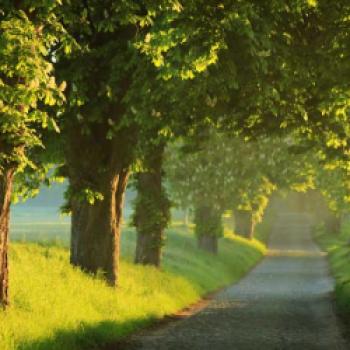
313,222,350,313
0,226,266,350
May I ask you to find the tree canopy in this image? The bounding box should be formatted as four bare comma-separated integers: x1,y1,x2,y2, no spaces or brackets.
1,0,350,307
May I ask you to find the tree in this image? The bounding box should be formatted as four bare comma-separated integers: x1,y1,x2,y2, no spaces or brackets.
194,203,223,254
132,140,171,266
55,0,350,281
314,161,350,233
166,129,320,247
56,0,285,280
56,2,192,284
165,134,228,253
0,3,65,307
164,133,275,250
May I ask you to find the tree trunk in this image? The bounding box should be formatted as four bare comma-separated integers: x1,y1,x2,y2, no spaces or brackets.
66,122,133,286
70,170,128,285
235,209,255,239
0,167,15,308
70,199,88,266
133,143,170,267
135,231,163,266
197,234,218,254
194,204,222,254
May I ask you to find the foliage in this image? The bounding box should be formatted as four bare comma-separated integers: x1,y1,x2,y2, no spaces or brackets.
55,0,350,200
194,204,223,238
165,132,317,228
314,162,350,215
314,223,350,313
2,0,350,200
131,142,171,244
2,0,350,323
0,5,65,173
132,188,171,237
131,177,171,245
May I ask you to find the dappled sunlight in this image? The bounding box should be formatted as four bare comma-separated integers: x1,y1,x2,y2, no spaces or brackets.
1,1,350,349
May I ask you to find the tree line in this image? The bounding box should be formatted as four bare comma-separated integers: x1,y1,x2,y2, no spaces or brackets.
1,0,350,308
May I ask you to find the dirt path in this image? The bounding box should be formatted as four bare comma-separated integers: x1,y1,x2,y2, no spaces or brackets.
121,213,346,349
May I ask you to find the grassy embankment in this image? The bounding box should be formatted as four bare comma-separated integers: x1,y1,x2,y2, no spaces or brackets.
0,221,268,350
314,221,350,314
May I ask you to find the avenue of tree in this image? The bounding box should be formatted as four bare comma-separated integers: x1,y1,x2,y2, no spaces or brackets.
0,0,349,307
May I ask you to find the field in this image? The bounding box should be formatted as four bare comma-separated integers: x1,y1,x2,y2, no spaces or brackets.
0,205,267,350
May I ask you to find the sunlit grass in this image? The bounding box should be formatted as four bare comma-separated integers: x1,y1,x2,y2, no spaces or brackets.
267,249,326,257
0,227,266,350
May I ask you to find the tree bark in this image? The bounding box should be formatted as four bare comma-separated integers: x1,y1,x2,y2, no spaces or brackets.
70,169,128,285
70,199,88,266
194,204,222,254
134,230,163,266
66,122,133,286
58,18,138,285
235,209,255,239
0,167,15,308
133,143,170,267
197,234,218,254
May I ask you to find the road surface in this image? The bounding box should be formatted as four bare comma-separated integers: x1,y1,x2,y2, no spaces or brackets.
122,213,346,350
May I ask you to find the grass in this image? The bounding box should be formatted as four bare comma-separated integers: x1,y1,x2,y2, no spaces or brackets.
313,221,350,313
0,225,267,350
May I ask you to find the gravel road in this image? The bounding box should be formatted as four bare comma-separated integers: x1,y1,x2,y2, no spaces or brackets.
122,213,346,350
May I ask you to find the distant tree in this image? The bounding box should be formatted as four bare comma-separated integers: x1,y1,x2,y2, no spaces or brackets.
164,133,276,251
314,162,350,234
165,130,319,249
